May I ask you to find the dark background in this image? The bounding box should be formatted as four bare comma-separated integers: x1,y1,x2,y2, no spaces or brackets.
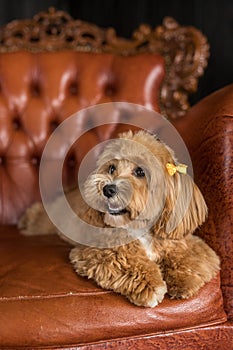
1,0,232,104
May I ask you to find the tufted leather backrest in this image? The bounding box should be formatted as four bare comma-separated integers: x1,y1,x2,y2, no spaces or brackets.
0,50,165,224
0,8,210,225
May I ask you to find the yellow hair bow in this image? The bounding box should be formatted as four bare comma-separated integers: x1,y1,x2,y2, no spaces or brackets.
166,162,188,176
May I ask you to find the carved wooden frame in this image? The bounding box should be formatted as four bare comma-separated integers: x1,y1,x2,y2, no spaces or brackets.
0,7,209,119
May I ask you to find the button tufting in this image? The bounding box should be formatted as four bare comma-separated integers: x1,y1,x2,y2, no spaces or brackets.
0,156,5,165
69,82,78,96
12,117,22,130
67,155,76,168
31,156,40,166
30,81,42,97
105,85,116,97
50,120,59,132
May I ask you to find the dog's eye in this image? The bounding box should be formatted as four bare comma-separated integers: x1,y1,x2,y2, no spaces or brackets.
108,164,116,175
134,167,145,178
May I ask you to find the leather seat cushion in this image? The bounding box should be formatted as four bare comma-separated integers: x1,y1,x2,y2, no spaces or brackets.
0,226,227,348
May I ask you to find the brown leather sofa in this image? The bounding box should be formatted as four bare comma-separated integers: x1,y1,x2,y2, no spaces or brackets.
0,8,232,349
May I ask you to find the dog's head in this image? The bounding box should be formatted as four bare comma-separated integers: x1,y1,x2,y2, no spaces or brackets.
84,130,207,238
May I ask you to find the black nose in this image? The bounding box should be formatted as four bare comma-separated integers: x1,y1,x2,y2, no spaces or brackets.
103,184,117,198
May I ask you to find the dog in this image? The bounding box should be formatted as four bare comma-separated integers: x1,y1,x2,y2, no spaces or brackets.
19,130,220,307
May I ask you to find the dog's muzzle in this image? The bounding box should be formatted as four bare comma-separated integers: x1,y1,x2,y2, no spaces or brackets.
103,184,129,216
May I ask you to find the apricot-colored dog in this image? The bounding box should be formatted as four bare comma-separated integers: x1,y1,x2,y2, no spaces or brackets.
19,130,220,307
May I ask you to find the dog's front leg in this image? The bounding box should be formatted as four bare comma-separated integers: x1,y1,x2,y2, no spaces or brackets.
162,236,220,299
70,244,167,307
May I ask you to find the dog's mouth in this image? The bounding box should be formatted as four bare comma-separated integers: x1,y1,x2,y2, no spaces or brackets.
106,202,129,216
108,208,128,216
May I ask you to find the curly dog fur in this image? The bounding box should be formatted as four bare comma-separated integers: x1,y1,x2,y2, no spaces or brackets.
19,130,220,307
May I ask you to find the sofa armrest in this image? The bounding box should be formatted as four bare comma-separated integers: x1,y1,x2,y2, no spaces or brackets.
173,84,233,318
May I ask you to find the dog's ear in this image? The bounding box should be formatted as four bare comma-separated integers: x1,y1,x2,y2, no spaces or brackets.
154,173,207,239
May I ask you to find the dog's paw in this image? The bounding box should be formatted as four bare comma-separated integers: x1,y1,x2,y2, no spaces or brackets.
167,274,206,299
129,281,167,308
18,203,44,235
18,202,55,235
69,247,88,277
147,283,167,307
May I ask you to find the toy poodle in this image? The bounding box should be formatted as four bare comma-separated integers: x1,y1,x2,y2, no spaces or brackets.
19,130,220,307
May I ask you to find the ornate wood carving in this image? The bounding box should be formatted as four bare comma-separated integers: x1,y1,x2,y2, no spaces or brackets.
0,7,209,119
